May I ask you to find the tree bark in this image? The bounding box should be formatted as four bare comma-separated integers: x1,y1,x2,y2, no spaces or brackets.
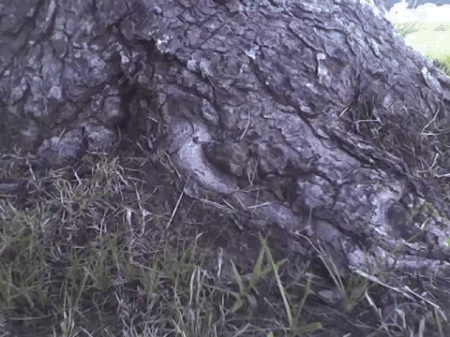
2,0,450,305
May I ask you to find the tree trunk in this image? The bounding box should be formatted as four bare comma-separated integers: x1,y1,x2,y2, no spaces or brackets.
2,0,450,331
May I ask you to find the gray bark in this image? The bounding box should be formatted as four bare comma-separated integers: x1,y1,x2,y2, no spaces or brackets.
2,0,450,312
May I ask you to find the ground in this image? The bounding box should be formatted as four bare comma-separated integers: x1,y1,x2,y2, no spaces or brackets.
387,2,450,71
1,5,450,337
1,133,449,337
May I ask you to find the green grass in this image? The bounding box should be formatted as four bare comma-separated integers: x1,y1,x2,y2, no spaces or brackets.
0,152,329,337
0,146,447,336
393,21,422,38
431,54,450,75
389,18,450,76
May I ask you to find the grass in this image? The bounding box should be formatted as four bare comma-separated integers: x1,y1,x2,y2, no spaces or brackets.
389,17,450,76
393,21,422,38
1,143,448,336
431,54,450,76
0,150,329,337
1,14,450,337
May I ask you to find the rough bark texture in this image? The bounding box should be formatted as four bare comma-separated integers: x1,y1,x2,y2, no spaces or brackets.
2,0,450,324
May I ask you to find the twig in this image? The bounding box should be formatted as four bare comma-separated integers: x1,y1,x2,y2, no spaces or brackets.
166,174,190,229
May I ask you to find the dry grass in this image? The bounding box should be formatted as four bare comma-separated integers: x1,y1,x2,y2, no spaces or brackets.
0,143,448,337
0,150,324,337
